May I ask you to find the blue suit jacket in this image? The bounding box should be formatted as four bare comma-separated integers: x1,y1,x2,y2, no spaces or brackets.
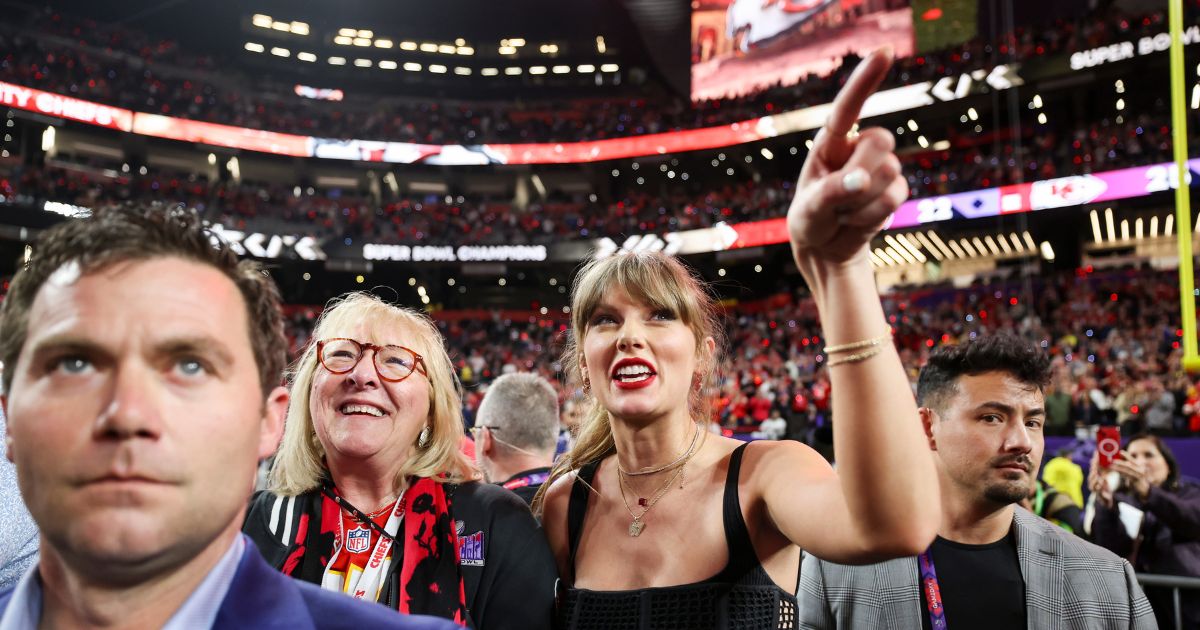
0,537,458,630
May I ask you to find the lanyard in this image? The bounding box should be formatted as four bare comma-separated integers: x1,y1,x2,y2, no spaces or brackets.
321,490,406,601
502,471,550,491
918,548,948,630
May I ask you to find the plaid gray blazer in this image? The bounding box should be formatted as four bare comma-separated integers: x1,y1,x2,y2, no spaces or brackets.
798,507,1158,629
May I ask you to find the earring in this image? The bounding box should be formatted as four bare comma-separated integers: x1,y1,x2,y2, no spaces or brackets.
418,425,431,448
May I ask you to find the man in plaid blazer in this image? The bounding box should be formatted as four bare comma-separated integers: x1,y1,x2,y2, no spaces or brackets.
798,335,1157,629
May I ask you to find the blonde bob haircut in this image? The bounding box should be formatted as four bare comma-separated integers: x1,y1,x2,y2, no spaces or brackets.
534,251,723,513
269,292,476,496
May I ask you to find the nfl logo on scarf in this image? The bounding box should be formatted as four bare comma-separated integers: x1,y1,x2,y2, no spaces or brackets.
346,527,371,554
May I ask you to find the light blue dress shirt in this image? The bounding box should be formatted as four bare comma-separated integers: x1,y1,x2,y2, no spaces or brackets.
0,410,38,590
0,535,244,630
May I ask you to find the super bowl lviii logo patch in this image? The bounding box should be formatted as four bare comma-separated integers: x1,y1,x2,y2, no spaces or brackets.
457,530,485,566
346,527,371,554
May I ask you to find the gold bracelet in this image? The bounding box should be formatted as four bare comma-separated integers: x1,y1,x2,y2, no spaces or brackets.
825,345,884,367
823,332,892,355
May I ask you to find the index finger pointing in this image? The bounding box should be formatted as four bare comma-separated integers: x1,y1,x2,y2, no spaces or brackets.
824,46,894,138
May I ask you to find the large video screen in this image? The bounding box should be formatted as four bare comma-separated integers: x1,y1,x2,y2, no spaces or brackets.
691,0,915,101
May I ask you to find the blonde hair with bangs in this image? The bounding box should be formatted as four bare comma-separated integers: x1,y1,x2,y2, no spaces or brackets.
534,251,723,513
269,292,477,496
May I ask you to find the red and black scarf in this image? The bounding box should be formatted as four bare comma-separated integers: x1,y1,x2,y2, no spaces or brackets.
282,476,468,624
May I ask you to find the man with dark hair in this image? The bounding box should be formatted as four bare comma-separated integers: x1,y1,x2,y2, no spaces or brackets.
473,372,559,505
0,206,453,629
798,334,1156,630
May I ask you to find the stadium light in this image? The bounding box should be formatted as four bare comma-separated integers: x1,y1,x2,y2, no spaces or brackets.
1009,233,1024,252
354,58,371,67
403,62,422,71
245,42,265,53
529,66,547,75
41,125,54,152
760,148,773,160
357,30,373,38
1040,242,1056,261
907,119,919,131
917,135,929,148
1166,214,1175,236
1022,232,1036,251
1032,94,1043,108
1105,207,1116,242
1090,209,1102,243
252,14,272,28
420,42,439,52
967,107,978,121
895,233,926,262
439,44,456,54
552,65,570,74
353,38,371,47
886,246,913,265
925,231,956,260
1151,216,1160,237
972,237,988,257
457,47,474,55
596,36,606,53
429,64,447,73
290,22,309,35
273,22,292,33
959,238,978,258
1193,84,1200,109
297,52,317,62
270,47,290,57
454,67,472,75
505,67,522,75
481,68,499,76
375,39,393,48
982,235,1000,256
329,57,346,65
379,60,398,69
913,232,945,261
508,38,526,47
338,28,356,36
600,63,619,72
499,45,517,55
334,36,353,45
1121,219,1130,241
1136,217,1144,240
400,41,417,50
994,233,1011,255
1038,113,1048,124
948,240,968,259
539,44,559,54
577,64,595,73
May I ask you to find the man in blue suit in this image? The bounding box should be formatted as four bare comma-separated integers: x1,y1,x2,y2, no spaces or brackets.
0,206,454,630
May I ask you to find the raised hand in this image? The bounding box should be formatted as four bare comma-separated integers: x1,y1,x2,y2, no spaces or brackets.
787,47,907,267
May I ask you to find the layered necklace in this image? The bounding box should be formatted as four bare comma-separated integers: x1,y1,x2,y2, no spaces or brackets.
615,422,705,537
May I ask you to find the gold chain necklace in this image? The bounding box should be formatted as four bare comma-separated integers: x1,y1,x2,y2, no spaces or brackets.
616,422,702,477
617,462,686,537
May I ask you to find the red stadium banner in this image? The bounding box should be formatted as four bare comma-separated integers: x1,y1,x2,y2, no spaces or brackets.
132,113,310,157
0,81,133,131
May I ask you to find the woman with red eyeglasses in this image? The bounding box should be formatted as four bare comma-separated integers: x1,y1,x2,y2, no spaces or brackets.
244,292,556,629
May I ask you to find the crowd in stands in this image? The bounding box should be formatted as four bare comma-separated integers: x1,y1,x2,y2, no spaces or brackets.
2,92,1194,248
0,2,1192,145
274,266,1200,447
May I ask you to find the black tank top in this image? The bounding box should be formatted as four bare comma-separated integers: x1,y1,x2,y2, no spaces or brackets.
558,443,799,630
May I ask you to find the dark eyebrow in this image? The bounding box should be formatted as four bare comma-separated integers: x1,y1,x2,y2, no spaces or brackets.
26,336,105,360
153,336,236,368
975,401,1045,417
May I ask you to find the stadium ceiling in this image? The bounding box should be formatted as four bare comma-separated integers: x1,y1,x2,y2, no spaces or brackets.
33,0,690,98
